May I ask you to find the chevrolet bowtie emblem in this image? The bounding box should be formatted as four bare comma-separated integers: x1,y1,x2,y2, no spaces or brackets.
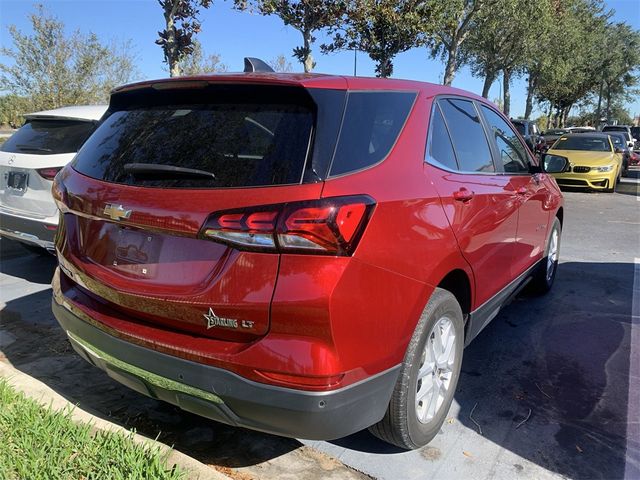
103,204,132,221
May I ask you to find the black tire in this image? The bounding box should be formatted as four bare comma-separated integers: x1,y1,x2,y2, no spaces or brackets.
530,217,561,295
369,288,464,449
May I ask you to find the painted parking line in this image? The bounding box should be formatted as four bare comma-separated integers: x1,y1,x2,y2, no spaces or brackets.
625,258,640,480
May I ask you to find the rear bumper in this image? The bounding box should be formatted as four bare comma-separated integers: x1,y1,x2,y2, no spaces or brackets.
51,298,399,440
0,211,56,251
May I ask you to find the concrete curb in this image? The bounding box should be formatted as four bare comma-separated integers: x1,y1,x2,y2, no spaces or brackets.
0,361,231,480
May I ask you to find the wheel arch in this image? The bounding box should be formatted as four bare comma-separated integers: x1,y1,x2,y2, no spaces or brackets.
555,206,564,227
436,269,472,328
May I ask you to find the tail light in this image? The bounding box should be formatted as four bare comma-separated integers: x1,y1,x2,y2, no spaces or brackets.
37,167,62,180
51,173,68,208
200,195,375,256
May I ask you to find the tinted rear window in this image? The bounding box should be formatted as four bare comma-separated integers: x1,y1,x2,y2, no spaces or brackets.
73,87,314,189
329,91,416,176
2,119,96,155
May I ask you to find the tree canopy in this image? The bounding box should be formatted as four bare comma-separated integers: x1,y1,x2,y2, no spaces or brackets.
0,6,138,112
322,0,435,78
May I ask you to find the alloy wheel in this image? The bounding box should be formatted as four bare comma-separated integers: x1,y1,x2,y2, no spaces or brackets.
415,316,456,424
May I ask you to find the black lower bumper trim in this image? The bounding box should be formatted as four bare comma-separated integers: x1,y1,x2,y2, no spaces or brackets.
52,299,400,440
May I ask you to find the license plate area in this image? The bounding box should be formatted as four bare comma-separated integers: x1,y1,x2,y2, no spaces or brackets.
7,171,29,193
113,228,163,277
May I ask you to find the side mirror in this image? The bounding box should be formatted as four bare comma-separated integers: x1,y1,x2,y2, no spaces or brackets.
541,153,569,173
614,147,624,154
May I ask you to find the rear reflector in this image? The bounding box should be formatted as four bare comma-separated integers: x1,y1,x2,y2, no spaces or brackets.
200,195,375,256
37,167,62,181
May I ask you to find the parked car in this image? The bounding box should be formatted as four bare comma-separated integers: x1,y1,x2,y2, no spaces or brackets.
51,63,566,450
511,119,545,155
606,132,631,177
0,105,107,253
541,128,572,151
547,133,622,192
630,126,640,150
601,125,635,149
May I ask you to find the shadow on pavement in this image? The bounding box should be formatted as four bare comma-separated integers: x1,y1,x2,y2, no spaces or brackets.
1,247,638,477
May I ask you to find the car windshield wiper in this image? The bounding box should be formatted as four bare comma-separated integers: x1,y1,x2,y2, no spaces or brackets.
16,144,53,153
123,163,216,179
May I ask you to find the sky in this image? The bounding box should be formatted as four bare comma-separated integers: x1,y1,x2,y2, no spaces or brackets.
1,0,639,119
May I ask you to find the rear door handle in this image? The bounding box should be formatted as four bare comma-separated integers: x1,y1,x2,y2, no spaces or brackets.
453,188,475,202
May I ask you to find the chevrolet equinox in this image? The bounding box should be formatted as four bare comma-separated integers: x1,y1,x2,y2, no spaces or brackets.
51,65,566,449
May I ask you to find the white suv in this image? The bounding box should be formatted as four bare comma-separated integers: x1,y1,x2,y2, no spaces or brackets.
0,105,106,253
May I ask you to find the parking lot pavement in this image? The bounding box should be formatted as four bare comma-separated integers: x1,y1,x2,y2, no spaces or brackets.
1,171,638,480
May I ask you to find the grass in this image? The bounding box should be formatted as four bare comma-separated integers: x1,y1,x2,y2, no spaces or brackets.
0,379,184,480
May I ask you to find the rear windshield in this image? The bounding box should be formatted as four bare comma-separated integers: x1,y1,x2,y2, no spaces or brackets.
553,136,611,152
73,86,315,189
1,119,96,155
602,126,627,132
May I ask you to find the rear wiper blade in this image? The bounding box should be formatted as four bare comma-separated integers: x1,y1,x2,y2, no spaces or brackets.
16,144,52,153
123,163,216,179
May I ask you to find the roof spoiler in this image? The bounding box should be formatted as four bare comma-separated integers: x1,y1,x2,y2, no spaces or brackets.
244,57,274,73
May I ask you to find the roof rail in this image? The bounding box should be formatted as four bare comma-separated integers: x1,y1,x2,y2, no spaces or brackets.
244,57,274,73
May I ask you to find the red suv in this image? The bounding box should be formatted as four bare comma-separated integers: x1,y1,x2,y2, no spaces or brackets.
51,68,566,449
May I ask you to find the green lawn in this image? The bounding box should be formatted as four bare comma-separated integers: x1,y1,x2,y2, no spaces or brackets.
0,379,184,480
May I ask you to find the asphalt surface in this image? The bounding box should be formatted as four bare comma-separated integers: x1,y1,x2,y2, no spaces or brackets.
1,171,639,480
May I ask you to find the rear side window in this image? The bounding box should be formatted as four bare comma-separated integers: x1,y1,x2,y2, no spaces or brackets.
1,120,96,155
427,105,458,170
329,91,416,176
438,98,494,172
481,106,530,173
73,87,314,189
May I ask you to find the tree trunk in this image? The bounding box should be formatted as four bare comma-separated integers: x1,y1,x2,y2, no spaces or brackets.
524,72,537,120
377,56,393,78
302,30,314,73
553,106,561,128
164,4,181,77
442,42,458,86
562,106,571,127
605,83,611,122
503,69,511,117
595,81,603,124
546,103,552,130
481,71,495,98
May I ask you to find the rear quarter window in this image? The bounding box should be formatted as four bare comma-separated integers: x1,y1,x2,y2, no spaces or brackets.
1,119,97,155
329,91,416,176
438,98,494,172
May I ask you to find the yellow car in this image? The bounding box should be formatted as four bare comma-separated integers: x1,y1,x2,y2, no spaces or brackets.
547,133,623,192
